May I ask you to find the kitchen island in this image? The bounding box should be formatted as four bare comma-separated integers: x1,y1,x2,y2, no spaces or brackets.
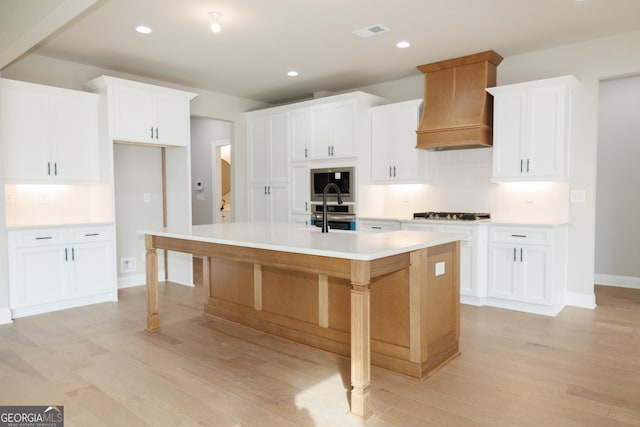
141,222,461,419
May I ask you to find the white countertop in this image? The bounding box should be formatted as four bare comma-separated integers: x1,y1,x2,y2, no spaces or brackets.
139,222,463,261
358,217,568,227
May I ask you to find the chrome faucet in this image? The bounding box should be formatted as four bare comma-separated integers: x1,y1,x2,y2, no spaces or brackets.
322,183,343,233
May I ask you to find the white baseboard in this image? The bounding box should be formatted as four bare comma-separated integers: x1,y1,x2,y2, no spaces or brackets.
117,270,194,289
0,307,13,325
595,273,640,290
565,291,597,309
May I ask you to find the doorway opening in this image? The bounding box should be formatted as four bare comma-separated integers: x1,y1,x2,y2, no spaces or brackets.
190,117,233,225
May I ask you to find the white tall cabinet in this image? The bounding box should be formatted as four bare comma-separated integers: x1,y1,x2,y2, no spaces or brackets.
487,75,579,181
246,113,290,222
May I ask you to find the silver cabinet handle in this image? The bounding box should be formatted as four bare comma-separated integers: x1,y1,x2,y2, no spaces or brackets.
305,201,308,211
526,159,530,173
389,166,392,177
393,166,396,177
328,146,331,156
155,127,159,139
65,248,68,262
268,186,271,195
372,226,382,230
150,127,154,138
520,248,523,262
520,159,524,173
304,147,308,158
72,247,75,261
54,162,57,176
47,162,51,176
35,236,52,240
85,233,100,237
511,234,527,238
264,186,267,195
513,248,516,262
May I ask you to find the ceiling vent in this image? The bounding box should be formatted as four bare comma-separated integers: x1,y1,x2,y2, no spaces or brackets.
353,24,390,38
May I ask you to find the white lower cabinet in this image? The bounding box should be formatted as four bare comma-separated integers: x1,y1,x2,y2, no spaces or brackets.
488,225,567,315
400,221,488,304
8,225,117,318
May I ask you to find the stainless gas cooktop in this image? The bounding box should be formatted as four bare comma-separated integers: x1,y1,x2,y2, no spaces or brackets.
413,212,491,221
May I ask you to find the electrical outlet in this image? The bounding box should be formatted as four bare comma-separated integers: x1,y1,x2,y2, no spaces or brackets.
120,257,137,273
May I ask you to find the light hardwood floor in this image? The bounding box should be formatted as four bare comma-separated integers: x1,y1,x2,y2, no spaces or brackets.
1,271,639,426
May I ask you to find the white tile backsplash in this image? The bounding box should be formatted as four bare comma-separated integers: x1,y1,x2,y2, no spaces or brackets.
360,147,570,222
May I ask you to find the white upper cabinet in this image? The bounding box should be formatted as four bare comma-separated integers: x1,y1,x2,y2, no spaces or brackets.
1,79,100,183
487,75,579,181
309,100,357,159
370,99,426,184
88,76,196,147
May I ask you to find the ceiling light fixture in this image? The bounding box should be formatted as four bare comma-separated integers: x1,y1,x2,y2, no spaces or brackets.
396,41,411,48
209,11,223,33
287,70,299,77
135,25,152,34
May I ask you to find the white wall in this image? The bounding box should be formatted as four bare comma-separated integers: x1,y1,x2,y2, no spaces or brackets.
595,75,640,286
190,117,232,225
0,77,10,324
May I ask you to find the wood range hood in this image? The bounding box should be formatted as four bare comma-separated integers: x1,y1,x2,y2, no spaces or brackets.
416,50,503,150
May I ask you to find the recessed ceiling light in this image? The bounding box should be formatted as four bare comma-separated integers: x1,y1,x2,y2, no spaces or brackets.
287,71,299,77
135,25,152,34
209,11,223,33
396,41,411,48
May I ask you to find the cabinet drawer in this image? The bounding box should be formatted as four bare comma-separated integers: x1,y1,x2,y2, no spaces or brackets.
72,227,113,242
490,227,551,245
357,220,400,233
12,229,65,247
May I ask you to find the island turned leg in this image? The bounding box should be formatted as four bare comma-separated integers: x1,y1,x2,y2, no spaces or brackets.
145,235,160,332
350,260,372,419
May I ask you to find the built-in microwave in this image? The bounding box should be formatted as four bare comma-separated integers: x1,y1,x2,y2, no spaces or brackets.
310,167,355,203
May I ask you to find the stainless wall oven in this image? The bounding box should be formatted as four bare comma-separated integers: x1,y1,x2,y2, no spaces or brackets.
309,166,356,230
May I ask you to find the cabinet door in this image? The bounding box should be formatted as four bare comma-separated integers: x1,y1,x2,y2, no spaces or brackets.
492,91,526,180
112,85,154,143
247,116,269,183
291,109,310,160
154,92,190,146
331,101,356,157
248,184,269,222
370,109,394,183
70,241,115,296
488,244,518,299
51,93,100,181
309,104,331,158
291,163,310,214
520,246,550,303
1,85,50,180
269,184,289,223
393,106,420,182
11,246,67,308
526,87,565,178
268,113,289,183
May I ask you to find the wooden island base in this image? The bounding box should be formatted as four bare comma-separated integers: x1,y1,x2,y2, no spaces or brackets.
201,243,460,381
144,231,460,419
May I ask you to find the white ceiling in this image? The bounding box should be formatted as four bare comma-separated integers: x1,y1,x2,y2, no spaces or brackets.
23,0,640,103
